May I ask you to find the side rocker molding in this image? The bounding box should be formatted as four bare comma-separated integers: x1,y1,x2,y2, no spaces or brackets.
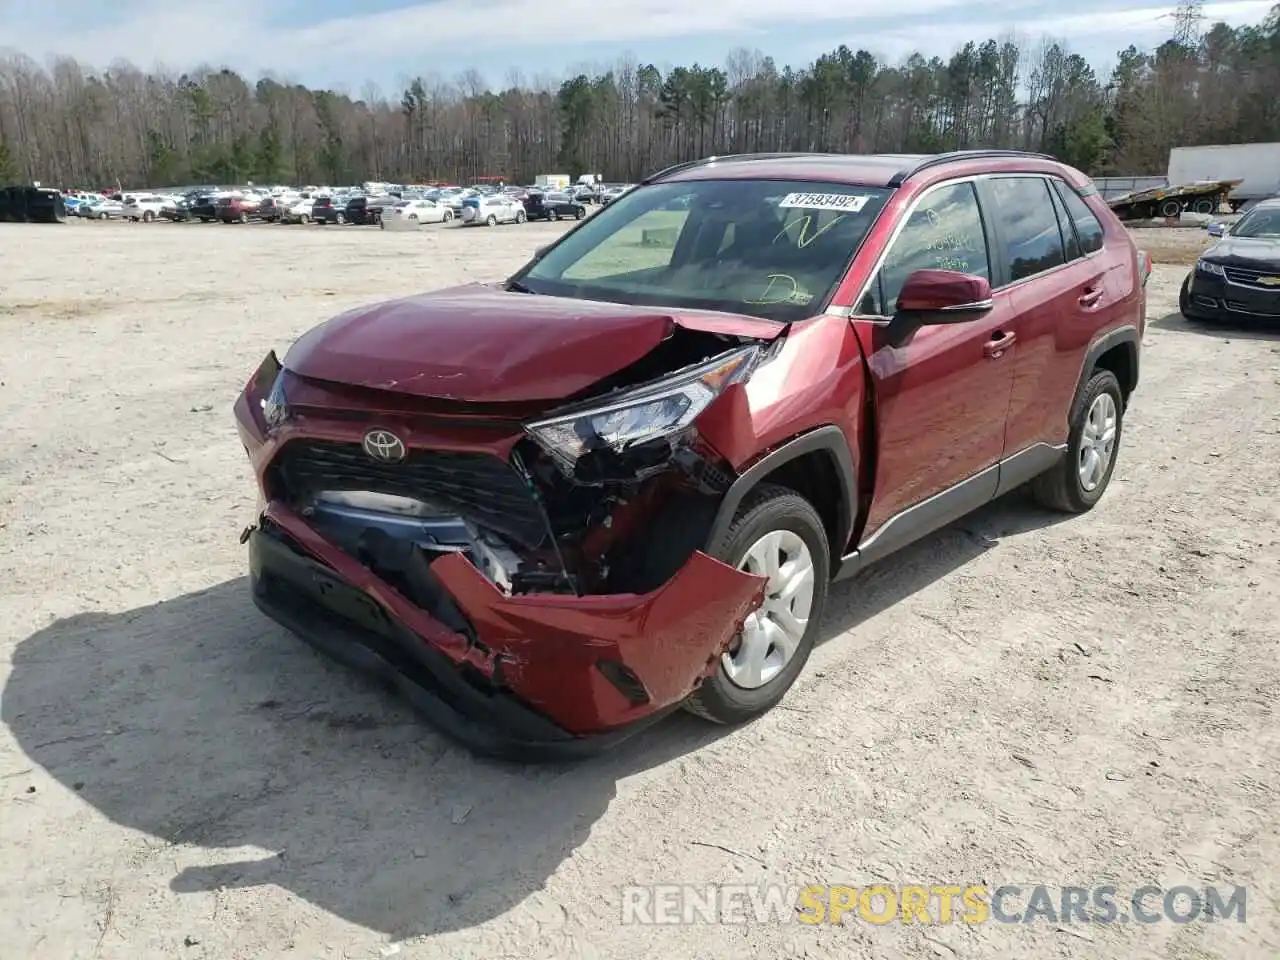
707,425,858,557
835,441,1067,581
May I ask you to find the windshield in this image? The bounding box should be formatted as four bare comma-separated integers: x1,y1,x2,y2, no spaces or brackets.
519,179,892,322
1230,208,1280,239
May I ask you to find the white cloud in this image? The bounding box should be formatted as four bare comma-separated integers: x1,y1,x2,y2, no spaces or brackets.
1,0,1275,82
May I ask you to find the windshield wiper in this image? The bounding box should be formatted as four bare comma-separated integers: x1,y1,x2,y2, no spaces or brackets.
506,279,537,294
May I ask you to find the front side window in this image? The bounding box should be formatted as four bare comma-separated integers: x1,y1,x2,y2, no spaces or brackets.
989,177,1067,283
519,179,892,322
859,181,990,316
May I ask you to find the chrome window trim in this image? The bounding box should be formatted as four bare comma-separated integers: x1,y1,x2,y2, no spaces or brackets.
837,172,1105,322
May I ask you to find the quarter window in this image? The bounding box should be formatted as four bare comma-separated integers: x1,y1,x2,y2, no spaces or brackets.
988,177,1067,283
860,181,991,315
1053,181,1106,255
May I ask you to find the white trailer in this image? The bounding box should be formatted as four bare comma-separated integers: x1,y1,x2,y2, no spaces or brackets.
535,174,570,191
1167,143,1280,208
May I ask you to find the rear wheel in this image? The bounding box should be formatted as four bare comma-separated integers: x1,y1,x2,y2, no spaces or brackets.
575,207,585,219
299,214,309,224
486,214,497,226
239,212,248,224
443,209,453,222
1030,369,1124,514
549,209,559,221
1159,199,1182,218
142,210,154,222
1193,197,1216,215
335,213,345,224
684,484,829,725
515,209,526,223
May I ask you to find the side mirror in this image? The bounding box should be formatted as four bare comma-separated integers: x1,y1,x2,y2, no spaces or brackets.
1206,222,1225,237
884,269,993,347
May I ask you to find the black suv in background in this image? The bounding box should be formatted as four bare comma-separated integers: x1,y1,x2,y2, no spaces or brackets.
523,191,587,222
312,197,345,224
189,193,218,221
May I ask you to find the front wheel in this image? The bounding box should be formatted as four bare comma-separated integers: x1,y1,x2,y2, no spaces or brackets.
239,212,248,224
515,210,526,223
548,209,559,221
486,214,497,226
575,207,585,219
443,209,453,222
299,214,309,224
684,484,829,725
1030,369,1124,514
142,210,154,222
335,213,345,224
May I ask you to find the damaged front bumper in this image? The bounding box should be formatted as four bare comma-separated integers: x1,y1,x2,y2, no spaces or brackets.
248,503,764,758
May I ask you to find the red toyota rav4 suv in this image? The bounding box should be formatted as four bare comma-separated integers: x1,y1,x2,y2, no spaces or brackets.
235,150,1149,758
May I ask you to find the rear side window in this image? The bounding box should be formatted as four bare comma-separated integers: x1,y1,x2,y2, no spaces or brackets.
1048,185,1080,261
1053,181,1105,255
988,177,1066,283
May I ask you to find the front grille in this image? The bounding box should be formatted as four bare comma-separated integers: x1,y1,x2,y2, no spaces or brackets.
1225,265,1280,288
271,439,547,547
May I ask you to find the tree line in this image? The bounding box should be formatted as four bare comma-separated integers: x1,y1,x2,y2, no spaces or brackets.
0,4,1277,190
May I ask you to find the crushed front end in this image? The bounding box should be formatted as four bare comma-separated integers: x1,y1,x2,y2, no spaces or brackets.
234,342,769,757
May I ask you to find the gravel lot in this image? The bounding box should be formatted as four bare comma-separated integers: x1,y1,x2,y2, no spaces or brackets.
2,219,1278,960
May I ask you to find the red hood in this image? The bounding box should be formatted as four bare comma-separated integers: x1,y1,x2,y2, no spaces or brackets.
282,283,784,402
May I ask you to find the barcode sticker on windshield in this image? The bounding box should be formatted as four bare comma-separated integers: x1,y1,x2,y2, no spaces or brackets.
778,192,870,212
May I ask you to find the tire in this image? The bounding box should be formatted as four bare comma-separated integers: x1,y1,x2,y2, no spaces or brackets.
1159,199,1182,219
549,210,559,221
515,210,526,223
575,207,585,220
98,212,108,220
142,210,154,222
408,214,417,221
335,213,345,224
239,212,248,224
486,214,497,226
300,214,309,224
200,217,210,223
1030,369,1124,514
683,484,829,725
443,210,453,222
1193,198,1215,215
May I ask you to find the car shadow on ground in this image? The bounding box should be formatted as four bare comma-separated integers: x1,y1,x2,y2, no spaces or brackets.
1149,308,1280,341
3,487,1068,941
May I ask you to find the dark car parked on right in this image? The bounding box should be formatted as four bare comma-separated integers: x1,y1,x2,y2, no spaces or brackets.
1180,198,1280,323
312,196,345,224
522,191,587,222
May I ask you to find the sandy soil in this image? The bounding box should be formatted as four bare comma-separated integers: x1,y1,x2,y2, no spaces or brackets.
1,218,1278,960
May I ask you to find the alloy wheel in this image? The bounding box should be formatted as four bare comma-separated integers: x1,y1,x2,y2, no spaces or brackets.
1078,392,1118,492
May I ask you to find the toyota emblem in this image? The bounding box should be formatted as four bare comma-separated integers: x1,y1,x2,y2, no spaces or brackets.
362,429,406,463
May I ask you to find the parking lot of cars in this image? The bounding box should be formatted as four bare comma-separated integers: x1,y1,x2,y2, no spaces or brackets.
1,204,1278,958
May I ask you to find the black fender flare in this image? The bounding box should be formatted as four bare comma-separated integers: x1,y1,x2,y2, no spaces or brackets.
706,425,858,560
1075,324,1140,410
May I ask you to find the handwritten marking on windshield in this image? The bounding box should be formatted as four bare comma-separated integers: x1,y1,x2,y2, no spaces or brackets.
773,214,846,249
743,274,814,306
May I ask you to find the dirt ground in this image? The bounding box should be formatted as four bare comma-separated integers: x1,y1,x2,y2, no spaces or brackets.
1,219,1278,960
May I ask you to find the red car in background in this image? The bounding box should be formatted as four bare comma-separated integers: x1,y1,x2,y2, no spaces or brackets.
235,149,1150,758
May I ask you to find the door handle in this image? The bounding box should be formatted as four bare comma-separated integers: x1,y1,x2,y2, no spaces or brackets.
983,331,1015,358
1079,286,1103,307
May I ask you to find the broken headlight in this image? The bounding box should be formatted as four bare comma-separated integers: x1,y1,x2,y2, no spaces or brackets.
524,345,760,474
260,370,291,428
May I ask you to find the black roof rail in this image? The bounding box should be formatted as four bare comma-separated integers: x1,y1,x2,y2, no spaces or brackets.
887,149,1058,187
641,152,838,184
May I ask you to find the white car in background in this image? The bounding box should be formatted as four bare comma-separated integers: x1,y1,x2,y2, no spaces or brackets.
381,198,454,228
122,194,170,221
281,198,317,223
459,193,525,226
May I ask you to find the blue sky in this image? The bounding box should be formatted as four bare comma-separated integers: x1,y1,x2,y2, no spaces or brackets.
1,0,1273,95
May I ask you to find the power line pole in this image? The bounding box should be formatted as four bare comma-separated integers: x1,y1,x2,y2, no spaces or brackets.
1169,0,1205,47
